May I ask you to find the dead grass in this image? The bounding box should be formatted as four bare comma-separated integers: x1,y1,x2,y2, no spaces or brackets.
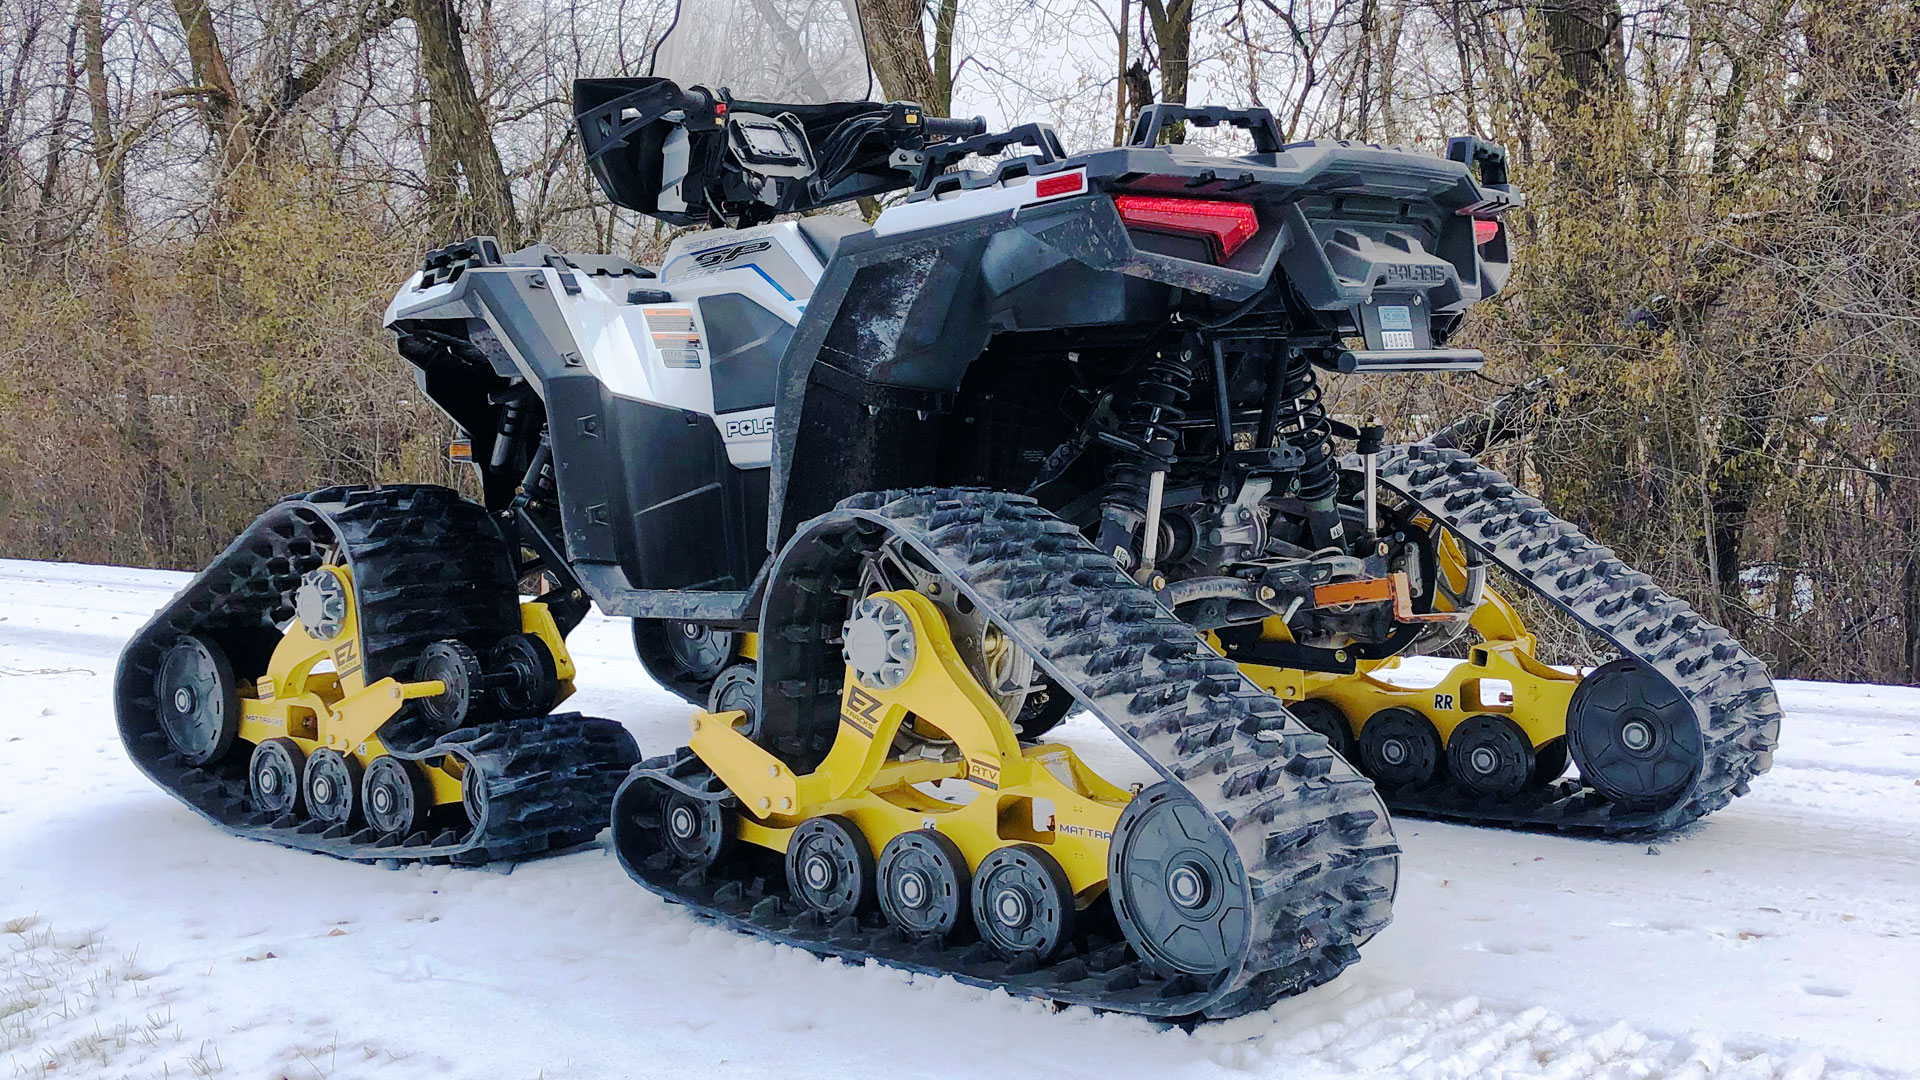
1,915,212,1078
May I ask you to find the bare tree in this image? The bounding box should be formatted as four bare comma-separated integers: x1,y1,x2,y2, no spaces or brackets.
414,0,521,242
857,0,961,111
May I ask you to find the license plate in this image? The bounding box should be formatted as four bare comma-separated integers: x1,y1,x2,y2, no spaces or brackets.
1360,297,1430,351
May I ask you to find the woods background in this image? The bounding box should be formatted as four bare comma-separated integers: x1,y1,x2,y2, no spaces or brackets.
0,0,1914,683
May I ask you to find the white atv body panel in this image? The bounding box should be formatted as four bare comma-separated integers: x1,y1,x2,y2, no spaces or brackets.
386,221,826,470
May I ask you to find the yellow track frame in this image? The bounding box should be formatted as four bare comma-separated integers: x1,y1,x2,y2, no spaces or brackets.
233,565,577,805
687,590,1132,902
1232,530,1577,750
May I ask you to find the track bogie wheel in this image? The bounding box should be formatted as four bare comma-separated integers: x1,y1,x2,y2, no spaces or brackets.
248,738,307,818
1358,707,1443,789
489,633,559,717
153,634,241,766
1288,698,1357,762
877,830,970,942
362,756,432,838
1566,658,1704,811
1107,783,1250,976
972,844,1077,962
1445,714,1536,798
302,748,361,825
661,790,733,869
785,815,874,922
707,663,759,737
416,640,486,733
460,760,489,829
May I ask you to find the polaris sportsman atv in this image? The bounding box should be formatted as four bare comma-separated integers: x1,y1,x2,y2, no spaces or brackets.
114,50,1780,1021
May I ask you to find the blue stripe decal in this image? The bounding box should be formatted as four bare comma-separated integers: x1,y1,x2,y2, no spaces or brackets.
745,263,795,301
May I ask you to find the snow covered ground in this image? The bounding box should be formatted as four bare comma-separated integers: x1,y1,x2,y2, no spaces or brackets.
1,557,1916,1080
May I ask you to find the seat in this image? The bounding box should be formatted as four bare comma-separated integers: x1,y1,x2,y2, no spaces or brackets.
796,215,872,266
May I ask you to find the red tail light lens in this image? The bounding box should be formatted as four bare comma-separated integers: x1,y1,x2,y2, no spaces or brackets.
1114,196,1260,260
1472,218,1500,246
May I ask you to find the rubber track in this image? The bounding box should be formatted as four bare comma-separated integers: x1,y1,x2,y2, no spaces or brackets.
1373,446,1783,835
617,489,1399,1021
113,485,638,864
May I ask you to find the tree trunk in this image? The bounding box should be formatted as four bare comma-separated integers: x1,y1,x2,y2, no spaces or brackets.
81,0,126,243
170,0,249,170
1540,0,1624,114
1142,0,1191,140
930,0,959,115
412,0,521,245
1110,0,1129,144
856,0,944,111
0,21,48,257
29,16,81,267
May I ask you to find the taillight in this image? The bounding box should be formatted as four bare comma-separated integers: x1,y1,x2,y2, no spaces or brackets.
1114,195,1260,260
1472,218,1500,246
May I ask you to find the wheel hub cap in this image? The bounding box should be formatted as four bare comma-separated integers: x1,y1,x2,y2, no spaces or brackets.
1168,862,1210,909
1622,718,1655,752
1470,746,1498,774
897,870,928,909
372,788,392,813
258,768,278,793
173,687,195,712
313,776,331,801
1382,738,1408,765
843,596,916,690
295,569,349,640
994,887,1029,927
804,853,834,891
669,805,696,839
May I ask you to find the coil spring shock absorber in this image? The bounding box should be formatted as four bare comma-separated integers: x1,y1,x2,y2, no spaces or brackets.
1263,349,1346,550
1097,343,1203,581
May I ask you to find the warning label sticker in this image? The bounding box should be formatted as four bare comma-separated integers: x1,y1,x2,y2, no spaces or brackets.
642,306,703,369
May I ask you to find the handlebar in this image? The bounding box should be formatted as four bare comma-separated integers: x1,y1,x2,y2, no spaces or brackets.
922,115,987,140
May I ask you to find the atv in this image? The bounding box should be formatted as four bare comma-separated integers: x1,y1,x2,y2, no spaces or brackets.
115,62,1780,1022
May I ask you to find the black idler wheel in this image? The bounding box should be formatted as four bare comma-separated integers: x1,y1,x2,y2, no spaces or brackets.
153,634,241,766
666,622,734,682
1288,698,1358,762
1567,658,1704,811
1107,782,1250,977
660,790,733,869
248,737,306,817
362,756,432,837
785,815,875,922
302,748,361,825
877,830,971,942
610,772,687,874
417,640,486,733
1445,714,1536,798
973,844,1077,962
1358,707,1443,789
489,633,559,717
